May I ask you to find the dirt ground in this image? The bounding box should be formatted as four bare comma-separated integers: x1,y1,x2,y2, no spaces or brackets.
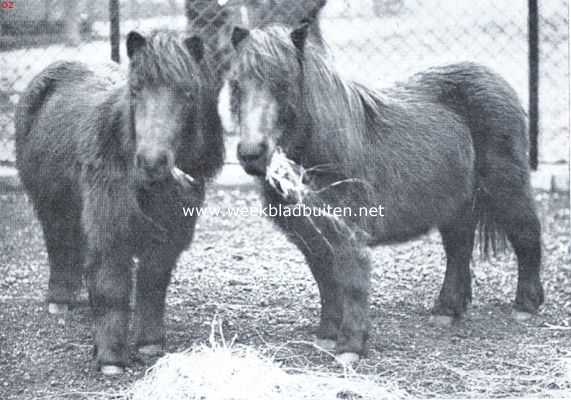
0,187,569,400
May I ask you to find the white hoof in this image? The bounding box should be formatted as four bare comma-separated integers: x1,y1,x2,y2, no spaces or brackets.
429,315,454,326
314,338,336,352
101,365,124,376
513,310,533,321
48,303,69,315
138,344,164,356
335,352,360,365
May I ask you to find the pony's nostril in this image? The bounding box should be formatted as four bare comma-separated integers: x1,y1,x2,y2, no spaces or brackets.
135,153,145,169
238,141,269,162
156,152,169,168
136,151,170,180
259,141,268,155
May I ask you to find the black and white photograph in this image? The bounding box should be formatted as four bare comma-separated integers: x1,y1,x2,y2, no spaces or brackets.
0,0,569,399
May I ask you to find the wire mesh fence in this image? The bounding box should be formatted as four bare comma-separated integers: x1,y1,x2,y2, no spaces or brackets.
0,0,568,165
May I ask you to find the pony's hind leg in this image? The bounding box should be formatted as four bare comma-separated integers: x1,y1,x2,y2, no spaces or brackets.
133,244,179,356
37,203,84,314
492,188,543,318
432,208,476,325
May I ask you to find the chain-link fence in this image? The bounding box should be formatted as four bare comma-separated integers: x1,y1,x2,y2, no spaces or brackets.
0,0,568,165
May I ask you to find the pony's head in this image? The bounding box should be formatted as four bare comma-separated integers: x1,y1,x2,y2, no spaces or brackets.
126,30,216,184
218,22,320,176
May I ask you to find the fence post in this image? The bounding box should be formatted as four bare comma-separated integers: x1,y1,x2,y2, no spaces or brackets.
528,0,539,170
109,0,120,64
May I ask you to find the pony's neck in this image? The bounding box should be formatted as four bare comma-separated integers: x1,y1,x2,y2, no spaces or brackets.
299,53,374,179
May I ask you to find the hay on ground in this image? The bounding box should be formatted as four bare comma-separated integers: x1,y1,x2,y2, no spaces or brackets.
128,323,406,400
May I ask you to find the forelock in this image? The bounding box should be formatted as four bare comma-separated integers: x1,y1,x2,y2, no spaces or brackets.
236,25,300,85
129,31,206,91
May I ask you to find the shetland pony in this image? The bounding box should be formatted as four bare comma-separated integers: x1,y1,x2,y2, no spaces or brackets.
15,31,224,374
219,23,543,361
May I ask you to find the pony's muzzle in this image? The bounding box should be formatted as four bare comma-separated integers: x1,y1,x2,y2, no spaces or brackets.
135,149,172,182
237,140,269,176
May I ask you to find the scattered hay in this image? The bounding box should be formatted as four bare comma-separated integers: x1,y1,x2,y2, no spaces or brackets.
128,322,406,400
128,346,406,400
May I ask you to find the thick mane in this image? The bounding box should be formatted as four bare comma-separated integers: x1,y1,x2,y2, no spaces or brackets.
129,30,213,91
240,25,383,181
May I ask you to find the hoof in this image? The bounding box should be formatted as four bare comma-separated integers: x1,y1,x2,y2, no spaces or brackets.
335,352,360,366
513,310,533,321
100,365,124,376
48,303,69,315
138,344,164,356
314,338,336,352
429,315,455,327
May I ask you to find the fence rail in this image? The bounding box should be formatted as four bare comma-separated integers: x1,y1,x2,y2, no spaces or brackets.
0,0,568,165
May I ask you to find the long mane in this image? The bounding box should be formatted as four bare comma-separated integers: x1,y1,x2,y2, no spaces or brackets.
238,25,388,182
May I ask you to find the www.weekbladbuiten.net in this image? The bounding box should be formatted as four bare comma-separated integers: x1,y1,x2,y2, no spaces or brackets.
182,203,386,218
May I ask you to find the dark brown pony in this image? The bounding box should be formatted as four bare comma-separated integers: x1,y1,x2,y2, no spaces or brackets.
15,31,224,374
220,22,543,362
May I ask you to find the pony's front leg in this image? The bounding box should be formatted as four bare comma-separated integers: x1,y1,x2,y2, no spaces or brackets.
332,243,372,361
292,235,343,345
278,215,343,348
86,245,133,375
133,244,179,356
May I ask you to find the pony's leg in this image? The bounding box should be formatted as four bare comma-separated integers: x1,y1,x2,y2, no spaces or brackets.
85,245,133,374
282,220,343,347
432,210,476,325
298,242,343,345
37,204,84,314
133,245,178,356
492,189,543,318
332,244,371,358
310,254,343,344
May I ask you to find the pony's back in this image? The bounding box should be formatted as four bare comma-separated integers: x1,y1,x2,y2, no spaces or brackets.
411,62,529,173
15,61,119,198
15,62,92,142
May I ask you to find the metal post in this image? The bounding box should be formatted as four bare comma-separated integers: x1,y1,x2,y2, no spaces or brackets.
528,0,539,170
109,0,120,64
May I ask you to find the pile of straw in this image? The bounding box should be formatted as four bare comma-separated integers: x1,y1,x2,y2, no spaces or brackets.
128,323,405,400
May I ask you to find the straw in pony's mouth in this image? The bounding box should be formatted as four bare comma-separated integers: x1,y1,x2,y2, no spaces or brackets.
172,166,197,190
266,148,308,203
265,148,372,247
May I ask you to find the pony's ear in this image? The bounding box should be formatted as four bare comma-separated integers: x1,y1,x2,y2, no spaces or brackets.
185,36,204,62
231,26,250,49
126,31,146,59
308,0,327,20
291,23,310,52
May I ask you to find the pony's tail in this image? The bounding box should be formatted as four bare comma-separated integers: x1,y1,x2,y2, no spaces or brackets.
423,62,528,258
15,61,89,143
473,187,508,258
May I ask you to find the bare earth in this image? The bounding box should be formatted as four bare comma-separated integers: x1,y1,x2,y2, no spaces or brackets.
0,188,569,399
